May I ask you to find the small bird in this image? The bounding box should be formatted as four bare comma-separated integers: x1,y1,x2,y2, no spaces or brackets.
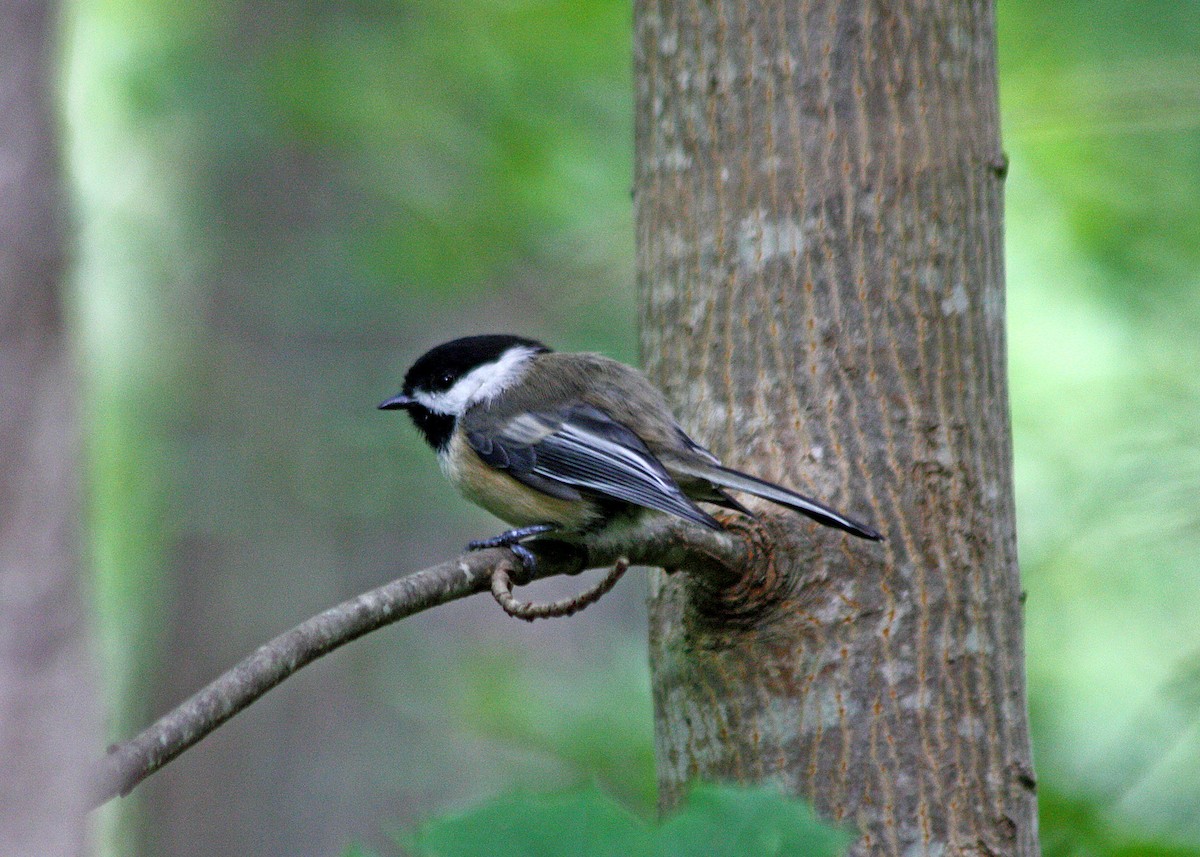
380,335,882,567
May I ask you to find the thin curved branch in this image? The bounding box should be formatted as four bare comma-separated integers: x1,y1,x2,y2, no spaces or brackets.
89,516,742,808
492,557,630,620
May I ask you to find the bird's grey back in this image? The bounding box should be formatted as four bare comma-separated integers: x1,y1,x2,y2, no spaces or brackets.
467,352,687,452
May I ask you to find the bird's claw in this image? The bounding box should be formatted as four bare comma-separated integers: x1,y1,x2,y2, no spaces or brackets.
467,524,556,575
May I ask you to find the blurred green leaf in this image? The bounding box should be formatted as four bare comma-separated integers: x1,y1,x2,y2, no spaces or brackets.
1040,786,1200,857
407,783,852,857
410,787,649,857
656,784,854,857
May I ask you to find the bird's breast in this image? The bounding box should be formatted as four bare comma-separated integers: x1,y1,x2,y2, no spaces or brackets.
440,432,597,531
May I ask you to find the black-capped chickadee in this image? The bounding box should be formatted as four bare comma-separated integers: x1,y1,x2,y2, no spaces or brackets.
380,335,882,567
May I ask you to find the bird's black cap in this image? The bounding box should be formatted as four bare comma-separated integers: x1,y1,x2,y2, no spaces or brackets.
399,334,549,396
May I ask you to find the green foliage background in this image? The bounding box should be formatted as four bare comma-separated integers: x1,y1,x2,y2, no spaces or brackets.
399,783,853,857
61,0,1200,855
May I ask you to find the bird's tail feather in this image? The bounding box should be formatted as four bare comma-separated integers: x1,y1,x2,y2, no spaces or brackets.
683,463,883,541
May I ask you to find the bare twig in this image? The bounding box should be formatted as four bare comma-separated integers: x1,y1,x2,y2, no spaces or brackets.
89,517,741,808
492,558,630,621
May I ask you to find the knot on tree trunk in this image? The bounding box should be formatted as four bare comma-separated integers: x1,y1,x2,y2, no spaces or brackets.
682,514,828,635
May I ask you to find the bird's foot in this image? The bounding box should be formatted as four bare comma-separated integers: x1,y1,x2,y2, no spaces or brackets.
468,524,557,575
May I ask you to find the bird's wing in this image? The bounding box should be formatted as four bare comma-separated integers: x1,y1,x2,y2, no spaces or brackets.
466,403,720,530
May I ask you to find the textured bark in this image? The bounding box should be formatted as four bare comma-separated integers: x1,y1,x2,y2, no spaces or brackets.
0,1,100,854
634,1,1037,856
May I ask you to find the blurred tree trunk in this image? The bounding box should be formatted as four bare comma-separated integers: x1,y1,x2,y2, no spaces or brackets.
0,1,100,854
635,1,1038,855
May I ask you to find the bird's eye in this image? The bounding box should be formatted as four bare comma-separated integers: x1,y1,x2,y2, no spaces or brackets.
439,370,455,386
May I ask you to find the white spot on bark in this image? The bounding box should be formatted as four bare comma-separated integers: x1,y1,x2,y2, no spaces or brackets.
983,281,1003,325
957,715,984,739
659,227,689,261
764,696,803,736
815,686,858,728
737,213,806,272
877,601,910,640
962,627,993,655
759,155,783,174
716,59,737,90
948,22,970,51
905,842,945,857
938,58,964,81
659,30,678,56
941,282,969,315
659,146,692,171
810,445,824,462
880,658,913,686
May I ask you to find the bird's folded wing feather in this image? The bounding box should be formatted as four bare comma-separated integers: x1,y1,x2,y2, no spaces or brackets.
466,404,720,529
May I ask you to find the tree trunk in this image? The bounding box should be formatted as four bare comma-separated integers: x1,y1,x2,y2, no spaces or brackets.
0,1,100,854
634,1,1038,855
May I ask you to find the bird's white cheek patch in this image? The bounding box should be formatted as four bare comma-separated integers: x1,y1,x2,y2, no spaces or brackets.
468,346,539,404
414,346,538,416
413,388,461,416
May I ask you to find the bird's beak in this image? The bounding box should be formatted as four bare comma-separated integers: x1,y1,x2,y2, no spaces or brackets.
378,393,416,410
